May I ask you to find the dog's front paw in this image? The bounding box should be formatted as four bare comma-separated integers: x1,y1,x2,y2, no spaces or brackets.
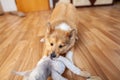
87,76,102,80
80,71,91,78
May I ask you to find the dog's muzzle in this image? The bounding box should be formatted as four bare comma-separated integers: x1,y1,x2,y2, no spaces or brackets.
50,52,56,59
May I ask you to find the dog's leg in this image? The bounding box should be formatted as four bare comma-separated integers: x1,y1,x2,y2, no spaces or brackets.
86,76,102,80
51,70,68,80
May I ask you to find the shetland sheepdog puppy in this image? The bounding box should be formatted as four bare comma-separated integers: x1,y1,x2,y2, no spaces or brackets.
42,0,79,59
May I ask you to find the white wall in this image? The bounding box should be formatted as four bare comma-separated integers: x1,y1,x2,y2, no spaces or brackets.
0,0,17,12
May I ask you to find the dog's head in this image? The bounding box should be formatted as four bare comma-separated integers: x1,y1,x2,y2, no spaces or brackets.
45,23,77,58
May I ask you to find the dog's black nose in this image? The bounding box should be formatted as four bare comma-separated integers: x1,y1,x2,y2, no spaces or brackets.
50,52,56,59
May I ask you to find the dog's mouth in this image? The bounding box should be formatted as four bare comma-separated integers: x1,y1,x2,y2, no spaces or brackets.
50,52,66,59
50,52,56,59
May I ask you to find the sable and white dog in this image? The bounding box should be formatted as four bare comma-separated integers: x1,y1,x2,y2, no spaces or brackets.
13,1,101,80
42,0,79,58
40,0,91,78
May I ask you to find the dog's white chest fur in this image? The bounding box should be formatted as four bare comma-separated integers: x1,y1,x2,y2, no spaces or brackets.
40,23,71,43
55,23,72,31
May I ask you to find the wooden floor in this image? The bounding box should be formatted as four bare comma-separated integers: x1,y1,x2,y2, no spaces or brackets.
0,3,120,80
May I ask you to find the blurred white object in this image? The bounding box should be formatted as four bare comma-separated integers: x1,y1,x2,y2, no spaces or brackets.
95,0,113,5
0,0,25,17
59,0,70,3
0,1,4,15
40,38,45,43
1,0,17,12
73,0,91,6
49,0,53,9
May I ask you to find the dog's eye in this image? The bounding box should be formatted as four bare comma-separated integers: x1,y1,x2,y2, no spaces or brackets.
59,45,63,48
50,43,53,46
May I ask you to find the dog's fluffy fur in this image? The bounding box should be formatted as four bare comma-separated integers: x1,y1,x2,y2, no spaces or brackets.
40,1,91,79
43,0,79,58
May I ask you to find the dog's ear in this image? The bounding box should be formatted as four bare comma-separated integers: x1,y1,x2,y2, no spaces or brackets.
64,29,77,52
46,22,54,34
68,29,76,39
65,29,76,40
70,29,78,40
